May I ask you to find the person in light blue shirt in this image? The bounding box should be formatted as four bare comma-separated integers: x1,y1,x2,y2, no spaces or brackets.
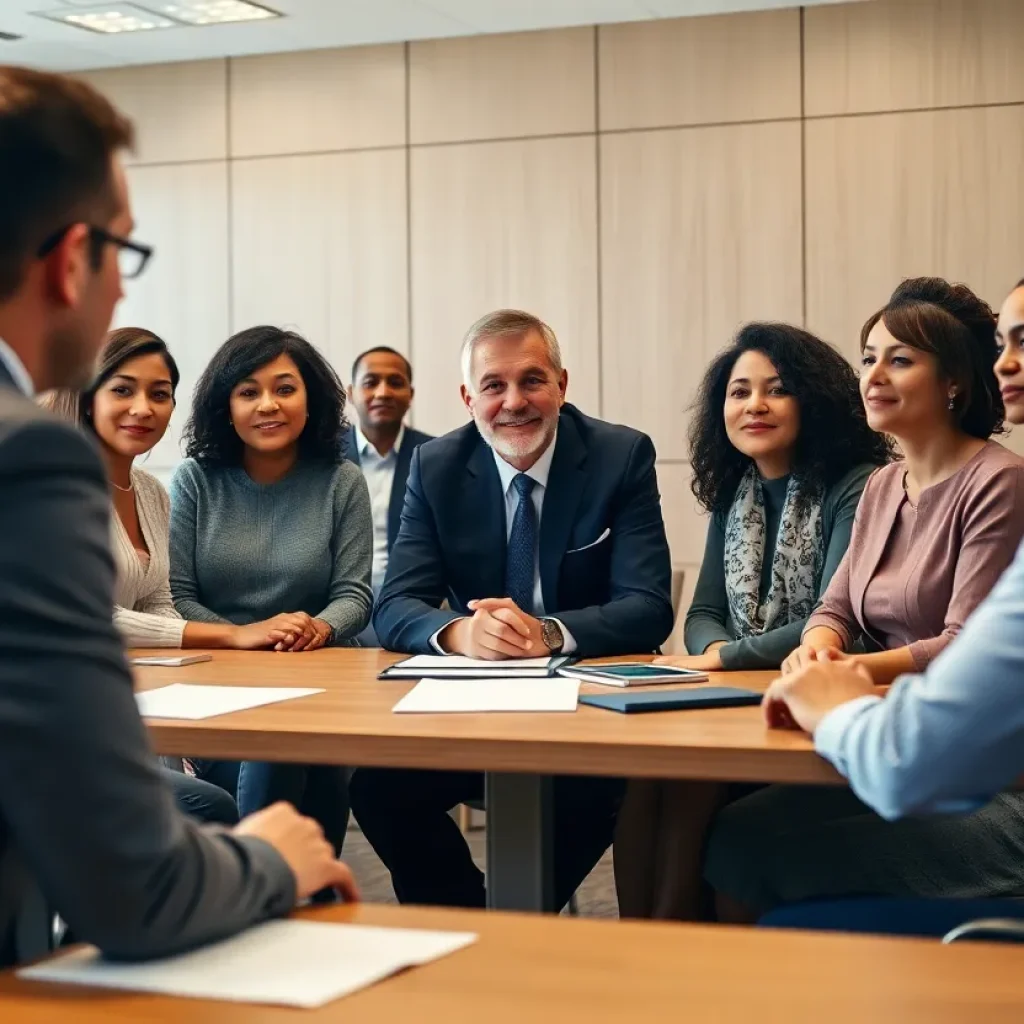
764,535,1024,822
756,277,1024,937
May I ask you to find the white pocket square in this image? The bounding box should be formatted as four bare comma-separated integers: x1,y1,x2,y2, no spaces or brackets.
567,527,611,555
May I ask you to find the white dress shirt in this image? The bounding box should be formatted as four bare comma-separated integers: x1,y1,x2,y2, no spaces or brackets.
0,337,34,397
815,535,1024,821
354,423,404,595
431,432,576,654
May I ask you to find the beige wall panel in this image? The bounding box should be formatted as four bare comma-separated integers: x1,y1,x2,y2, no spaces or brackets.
805,106,1024,365
79,60,227,165
598,10,801,131
805,0,1024,117
601,122,803,461
409,28,595,144
116,163,230,476
1002,427,1024,459
231,150,409,386
657,462,709,569
229,45,406,157
410,136,599,437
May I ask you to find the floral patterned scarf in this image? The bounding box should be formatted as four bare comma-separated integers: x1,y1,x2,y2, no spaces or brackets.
724,467,823,637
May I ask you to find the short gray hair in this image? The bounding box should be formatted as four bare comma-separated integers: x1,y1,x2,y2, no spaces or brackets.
461,309,562,389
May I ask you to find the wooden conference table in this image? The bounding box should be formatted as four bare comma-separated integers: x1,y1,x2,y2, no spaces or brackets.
4,903,1022,1023
133,649,841,912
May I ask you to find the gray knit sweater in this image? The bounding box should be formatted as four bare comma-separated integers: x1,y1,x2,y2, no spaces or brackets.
169,458,373,642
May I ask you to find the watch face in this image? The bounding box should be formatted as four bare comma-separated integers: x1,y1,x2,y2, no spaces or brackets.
542,619,562,650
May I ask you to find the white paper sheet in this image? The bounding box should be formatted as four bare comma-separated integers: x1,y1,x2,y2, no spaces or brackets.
398,654,555,671
19,920,478,1009
393,678,579,713
135,684,324,721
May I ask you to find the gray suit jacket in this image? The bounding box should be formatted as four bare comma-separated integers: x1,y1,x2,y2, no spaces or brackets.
0,360,295,968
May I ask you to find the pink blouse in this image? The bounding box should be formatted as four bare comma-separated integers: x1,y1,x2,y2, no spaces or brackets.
805,442,1024,671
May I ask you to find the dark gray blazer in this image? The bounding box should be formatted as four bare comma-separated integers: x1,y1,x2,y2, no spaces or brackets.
0,359,295,969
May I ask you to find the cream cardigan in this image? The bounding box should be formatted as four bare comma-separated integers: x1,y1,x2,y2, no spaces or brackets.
111,467,187,648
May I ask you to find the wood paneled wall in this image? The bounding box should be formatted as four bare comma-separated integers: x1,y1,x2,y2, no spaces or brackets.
80,0,1024,626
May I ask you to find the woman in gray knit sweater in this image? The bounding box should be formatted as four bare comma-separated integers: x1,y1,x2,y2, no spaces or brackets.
170,326,372,859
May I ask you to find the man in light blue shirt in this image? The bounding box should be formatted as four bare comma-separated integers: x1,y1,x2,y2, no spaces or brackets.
758,536,1024,936
344,346,432,646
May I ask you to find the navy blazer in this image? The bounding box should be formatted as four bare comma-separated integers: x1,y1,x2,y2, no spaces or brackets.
345,424,434,551
373,403,674,657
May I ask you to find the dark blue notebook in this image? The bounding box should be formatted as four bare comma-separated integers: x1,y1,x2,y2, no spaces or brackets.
579,686,762,714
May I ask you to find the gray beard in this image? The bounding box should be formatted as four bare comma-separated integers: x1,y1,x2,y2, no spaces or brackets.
473,416,556,464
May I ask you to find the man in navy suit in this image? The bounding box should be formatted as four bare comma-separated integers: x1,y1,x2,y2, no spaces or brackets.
350,309,673,909
345,346,432,645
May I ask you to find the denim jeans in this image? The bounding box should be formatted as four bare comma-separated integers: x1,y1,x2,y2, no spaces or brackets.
191,759,350,855
160,766,239,826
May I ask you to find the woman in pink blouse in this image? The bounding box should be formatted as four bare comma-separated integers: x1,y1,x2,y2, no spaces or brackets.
704,278,1024,923
783,277,1024,683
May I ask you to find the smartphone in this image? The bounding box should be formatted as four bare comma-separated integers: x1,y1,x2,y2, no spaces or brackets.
130,654,213,667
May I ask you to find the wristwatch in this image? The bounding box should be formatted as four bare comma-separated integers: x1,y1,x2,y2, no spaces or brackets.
540,618,564,654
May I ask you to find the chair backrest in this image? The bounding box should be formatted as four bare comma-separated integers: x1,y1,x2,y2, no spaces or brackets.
659,565,690,656
671,567,686,616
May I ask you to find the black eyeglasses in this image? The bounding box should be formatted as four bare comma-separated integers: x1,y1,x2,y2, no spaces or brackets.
37,224,154,280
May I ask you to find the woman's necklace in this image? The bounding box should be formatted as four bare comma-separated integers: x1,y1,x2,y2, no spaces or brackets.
901,470,918,512
110,478,134,493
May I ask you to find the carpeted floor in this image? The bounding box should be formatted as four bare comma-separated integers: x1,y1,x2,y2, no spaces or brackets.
343,822,619,918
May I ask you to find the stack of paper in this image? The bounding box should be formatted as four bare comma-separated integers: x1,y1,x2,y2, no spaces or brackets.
135,684,324,721
19,919,478,1009
393,677,580,713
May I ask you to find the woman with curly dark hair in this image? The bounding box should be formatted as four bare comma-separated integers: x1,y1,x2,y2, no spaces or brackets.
614,323,888,920
663,322,891,675
169,326,372,858
706,278,1024,927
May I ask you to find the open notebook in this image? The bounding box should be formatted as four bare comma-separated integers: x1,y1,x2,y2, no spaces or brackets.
378,654,575,680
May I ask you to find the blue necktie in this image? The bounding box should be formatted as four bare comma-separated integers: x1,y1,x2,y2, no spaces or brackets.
505,473,537,613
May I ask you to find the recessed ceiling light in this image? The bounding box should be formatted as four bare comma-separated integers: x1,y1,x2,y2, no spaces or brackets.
145,1,280,25
35,4,176,33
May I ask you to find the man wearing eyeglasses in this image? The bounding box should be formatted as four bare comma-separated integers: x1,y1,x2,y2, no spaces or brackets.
0,65,358,969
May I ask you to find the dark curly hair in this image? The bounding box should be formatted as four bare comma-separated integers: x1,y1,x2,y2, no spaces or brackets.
861,277,1003,440
183,326,346,467
689,322,892,516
